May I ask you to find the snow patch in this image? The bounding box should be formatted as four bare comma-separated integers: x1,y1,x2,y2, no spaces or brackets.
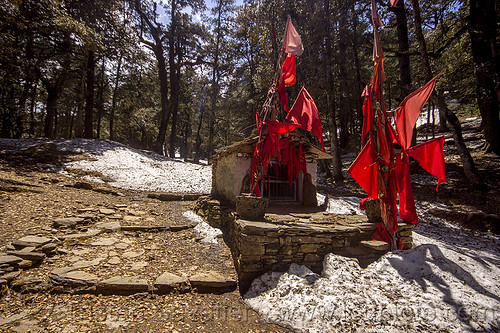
183,211,222,244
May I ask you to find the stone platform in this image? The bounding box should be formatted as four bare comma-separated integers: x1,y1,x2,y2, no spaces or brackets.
195,197,414,293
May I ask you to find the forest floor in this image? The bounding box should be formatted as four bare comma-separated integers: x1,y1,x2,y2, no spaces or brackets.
0,144,285,332
0,115,498,332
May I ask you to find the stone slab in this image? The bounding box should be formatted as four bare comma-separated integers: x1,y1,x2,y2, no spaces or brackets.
97,276,150,295
50,270,98,287
154,272,189,294
17,236,53,247
360,240,390,252
53,217,85,228
189,271,237,294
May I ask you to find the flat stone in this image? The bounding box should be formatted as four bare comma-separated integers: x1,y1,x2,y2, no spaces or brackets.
50,270,98,287
74,181,93,189
361,240,390,252
41,243,57,254
114,243,129,250
130,261,148,270
189,271,237,294
5,244,15,251
107,257,121,265
53,217,85,228
90,237,119,247
123,251,143,259
64,229,103,242
1,271,21,281
154,272,189,294
99,208,115,215
120,225,170,232
0,255,23,266
19,246,37,253
97,276,150,295
7,251,46,262
17,236,53,246
72,258,104,269
17,260,33,269
95,221,121,232
123,216,141,222
76,214,95,220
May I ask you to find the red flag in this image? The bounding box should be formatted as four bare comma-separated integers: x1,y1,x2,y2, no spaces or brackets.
283,17,304,56
282,54,297,87
390,0,400,7
286,87,324,149
369,61,385,100
408,136,446,190
347,138,378,199
266,121,300,134
361,86,373,144
395,75,438,149
256,110,262,134
371,0,383,28
277,75,289,112
395,152,418,224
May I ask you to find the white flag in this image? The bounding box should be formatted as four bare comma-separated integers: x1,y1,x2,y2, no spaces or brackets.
283,17,304,56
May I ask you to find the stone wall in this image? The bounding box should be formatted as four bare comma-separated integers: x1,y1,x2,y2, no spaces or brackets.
195,197,414,293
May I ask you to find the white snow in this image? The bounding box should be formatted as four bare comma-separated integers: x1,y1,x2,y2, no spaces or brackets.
2,137,498,332
183,211,222,244
55,139,211,194
244,201,500,332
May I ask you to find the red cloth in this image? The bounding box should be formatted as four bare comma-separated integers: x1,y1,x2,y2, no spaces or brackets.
256,110,262,134
390,0,400,7
282,54,297,87
266,121,299,134
408,136,446,190
369,61,385,100
376,117,391,165
361,86,373,144
283,17,304,56
277,76,289,112
286,87,324,150
395,76,438,149
373,27,384,61
395,152,418,224
347,138,378,199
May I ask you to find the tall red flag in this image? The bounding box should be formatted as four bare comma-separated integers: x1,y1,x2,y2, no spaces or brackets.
277,75,289,112
371,0,383,28
395,75,439,149
286,87,324,149
361,86,373,144
282,54,297,87
283,17,303,56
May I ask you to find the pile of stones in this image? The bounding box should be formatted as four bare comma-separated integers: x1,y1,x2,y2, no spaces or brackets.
0,236,58,291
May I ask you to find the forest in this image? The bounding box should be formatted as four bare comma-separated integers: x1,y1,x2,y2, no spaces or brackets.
1,0,498,184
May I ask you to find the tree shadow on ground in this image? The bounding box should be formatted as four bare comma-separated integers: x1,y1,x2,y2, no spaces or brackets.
387,244,500,329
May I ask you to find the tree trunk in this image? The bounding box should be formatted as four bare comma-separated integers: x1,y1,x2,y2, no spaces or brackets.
411,0,482,187
84,49,95,139
194,85,207,163
75,58,86,138
469,0,500,155
325,0,343,183
207,2,223,161
109,53,122,141
96,58,105,139
336,0,350,150
44,84,58,139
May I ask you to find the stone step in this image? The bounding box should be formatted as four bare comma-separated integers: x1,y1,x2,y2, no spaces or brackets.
360,240,390,252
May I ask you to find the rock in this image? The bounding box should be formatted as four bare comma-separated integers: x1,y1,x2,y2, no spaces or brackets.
50,270,98,287
17,260,33,269
5,244,15,251
53,217,85,228
154,272,189,294
0,255,23,266
7,251,46,262
1,271,21,282
74,181,93,190
189,271,237,294
99,208,115,215
96,276,150,295
114,242,129,250
360,240,390,252
64,229,103,243
95,221,121,232
41,243,57,254
19,246,37,253
107,257,121,265
76,214,95,221
17,236,52,246
236,195,268,221
90,237,119,247
122,251,143,259
11,276,47,293
123,215,141,223
130,261,148,270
